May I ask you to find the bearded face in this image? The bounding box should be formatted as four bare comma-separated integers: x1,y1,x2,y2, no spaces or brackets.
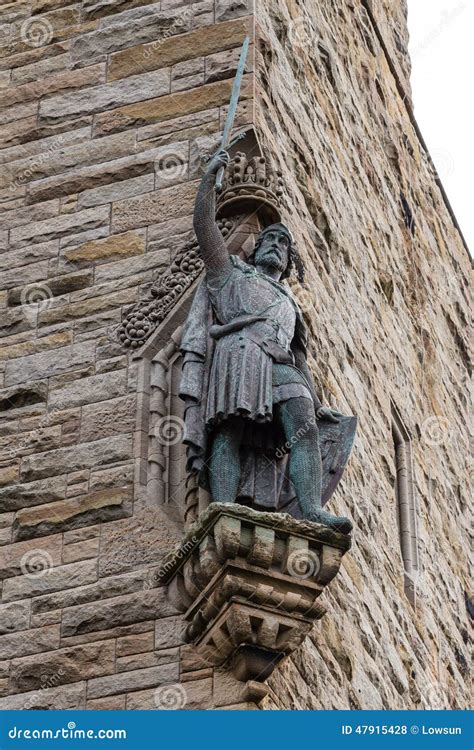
254,229,290,277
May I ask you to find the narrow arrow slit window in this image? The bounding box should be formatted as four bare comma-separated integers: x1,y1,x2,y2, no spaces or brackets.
391,405,419,607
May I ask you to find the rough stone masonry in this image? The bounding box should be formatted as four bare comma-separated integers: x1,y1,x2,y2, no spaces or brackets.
0,0,471,710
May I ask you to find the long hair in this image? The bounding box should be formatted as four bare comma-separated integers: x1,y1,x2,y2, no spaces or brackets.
251,228,305,283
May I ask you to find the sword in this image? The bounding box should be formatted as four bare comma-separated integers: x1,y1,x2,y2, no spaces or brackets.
215,35,250,193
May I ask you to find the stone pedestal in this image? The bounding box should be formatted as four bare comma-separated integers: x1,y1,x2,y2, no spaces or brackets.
159,504,351,683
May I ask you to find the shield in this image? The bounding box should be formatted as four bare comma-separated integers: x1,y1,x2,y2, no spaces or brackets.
319,415,357,505
273,414,357,519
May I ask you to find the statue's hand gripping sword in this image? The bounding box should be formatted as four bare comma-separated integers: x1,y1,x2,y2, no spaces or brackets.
214,35,250,193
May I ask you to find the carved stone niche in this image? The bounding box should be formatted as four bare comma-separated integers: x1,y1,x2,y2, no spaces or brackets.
159,503,351,682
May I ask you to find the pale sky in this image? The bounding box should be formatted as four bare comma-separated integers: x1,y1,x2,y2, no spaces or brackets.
408,0,473,253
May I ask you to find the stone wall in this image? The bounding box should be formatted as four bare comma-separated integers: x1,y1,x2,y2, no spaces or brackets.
0,0,470,711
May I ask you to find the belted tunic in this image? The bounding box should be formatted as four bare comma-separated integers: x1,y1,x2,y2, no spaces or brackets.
205,255,311,427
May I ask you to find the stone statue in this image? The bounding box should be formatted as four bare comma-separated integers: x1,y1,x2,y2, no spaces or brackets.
179,149,354,534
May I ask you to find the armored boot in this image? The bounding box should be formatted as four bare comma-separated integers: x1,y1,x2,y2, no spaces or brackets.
306,507,353,535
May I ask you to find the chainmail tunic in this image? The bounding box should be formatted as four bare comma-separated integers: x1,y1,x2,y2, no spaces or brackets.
205,256,311,427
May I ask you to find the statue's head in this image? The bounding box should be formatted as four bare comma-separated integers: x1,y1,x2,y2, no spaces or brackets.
252,223,305,282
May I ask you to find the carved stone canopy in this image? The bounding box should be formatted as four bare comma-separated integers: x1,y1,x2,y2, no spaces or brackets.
215,150,284,225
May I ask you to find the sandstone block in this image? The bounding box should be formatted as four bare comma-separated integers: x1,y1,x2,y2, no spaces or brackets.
87,694,127,709
2,560,98,602
62,537,100,564
0,199,59,232
80,395,136,442
116,630,154,658
93,248,169,283
154,615,186,649
0,124,91,164
112,180,198,233
0,331,73,363
98,508,182,577
8,269,93,305
108,16,250,80
63,230,146,266
171,57,204,93
0,476,67,513
0,241,58,273
63,525,100,545
4,132,134,194
89,464,134,492
30,609,62,628
49,370,127,410
0,464,18,487
81,0,156,22
0,624,60,660
71,2,213,66
0,307,31,340
62,621,154,648
5,341,95,386
32,569,146,614
0,102,37,127
36,288,137,328
11,51,70,86
154,140,189,189
9,206,110,249
3,64,105,109
9,640,115,694
19,434,132,481
61,589,176,637
87,662,179,699
78,176,154,210
28,149,159,205
0,601,30,635
117,647,178,673
94,76,250,135
0,680,86,710
216,0,251,21
12,486,133,540
39,69,170,124
1,260,49,293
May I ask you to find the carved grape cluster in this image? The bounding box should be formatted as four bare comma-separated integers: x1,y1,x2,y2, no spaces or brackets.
118,310,153,348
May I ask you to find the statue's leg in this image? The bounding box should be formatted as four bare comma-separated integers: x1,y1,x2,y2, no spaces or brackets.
277,398,352,534
209,418,245,503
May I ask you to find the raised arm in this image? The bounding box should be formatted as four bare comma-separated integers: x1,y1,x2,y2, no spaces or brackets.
193,149,232,280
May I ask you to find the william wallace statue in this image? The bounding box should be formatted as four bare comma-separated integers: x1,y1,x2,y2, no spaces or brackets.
179,149,354,534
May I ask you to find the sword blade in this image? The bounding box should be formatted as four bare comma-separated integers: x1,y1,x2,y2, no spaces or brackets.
215,35,250,192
